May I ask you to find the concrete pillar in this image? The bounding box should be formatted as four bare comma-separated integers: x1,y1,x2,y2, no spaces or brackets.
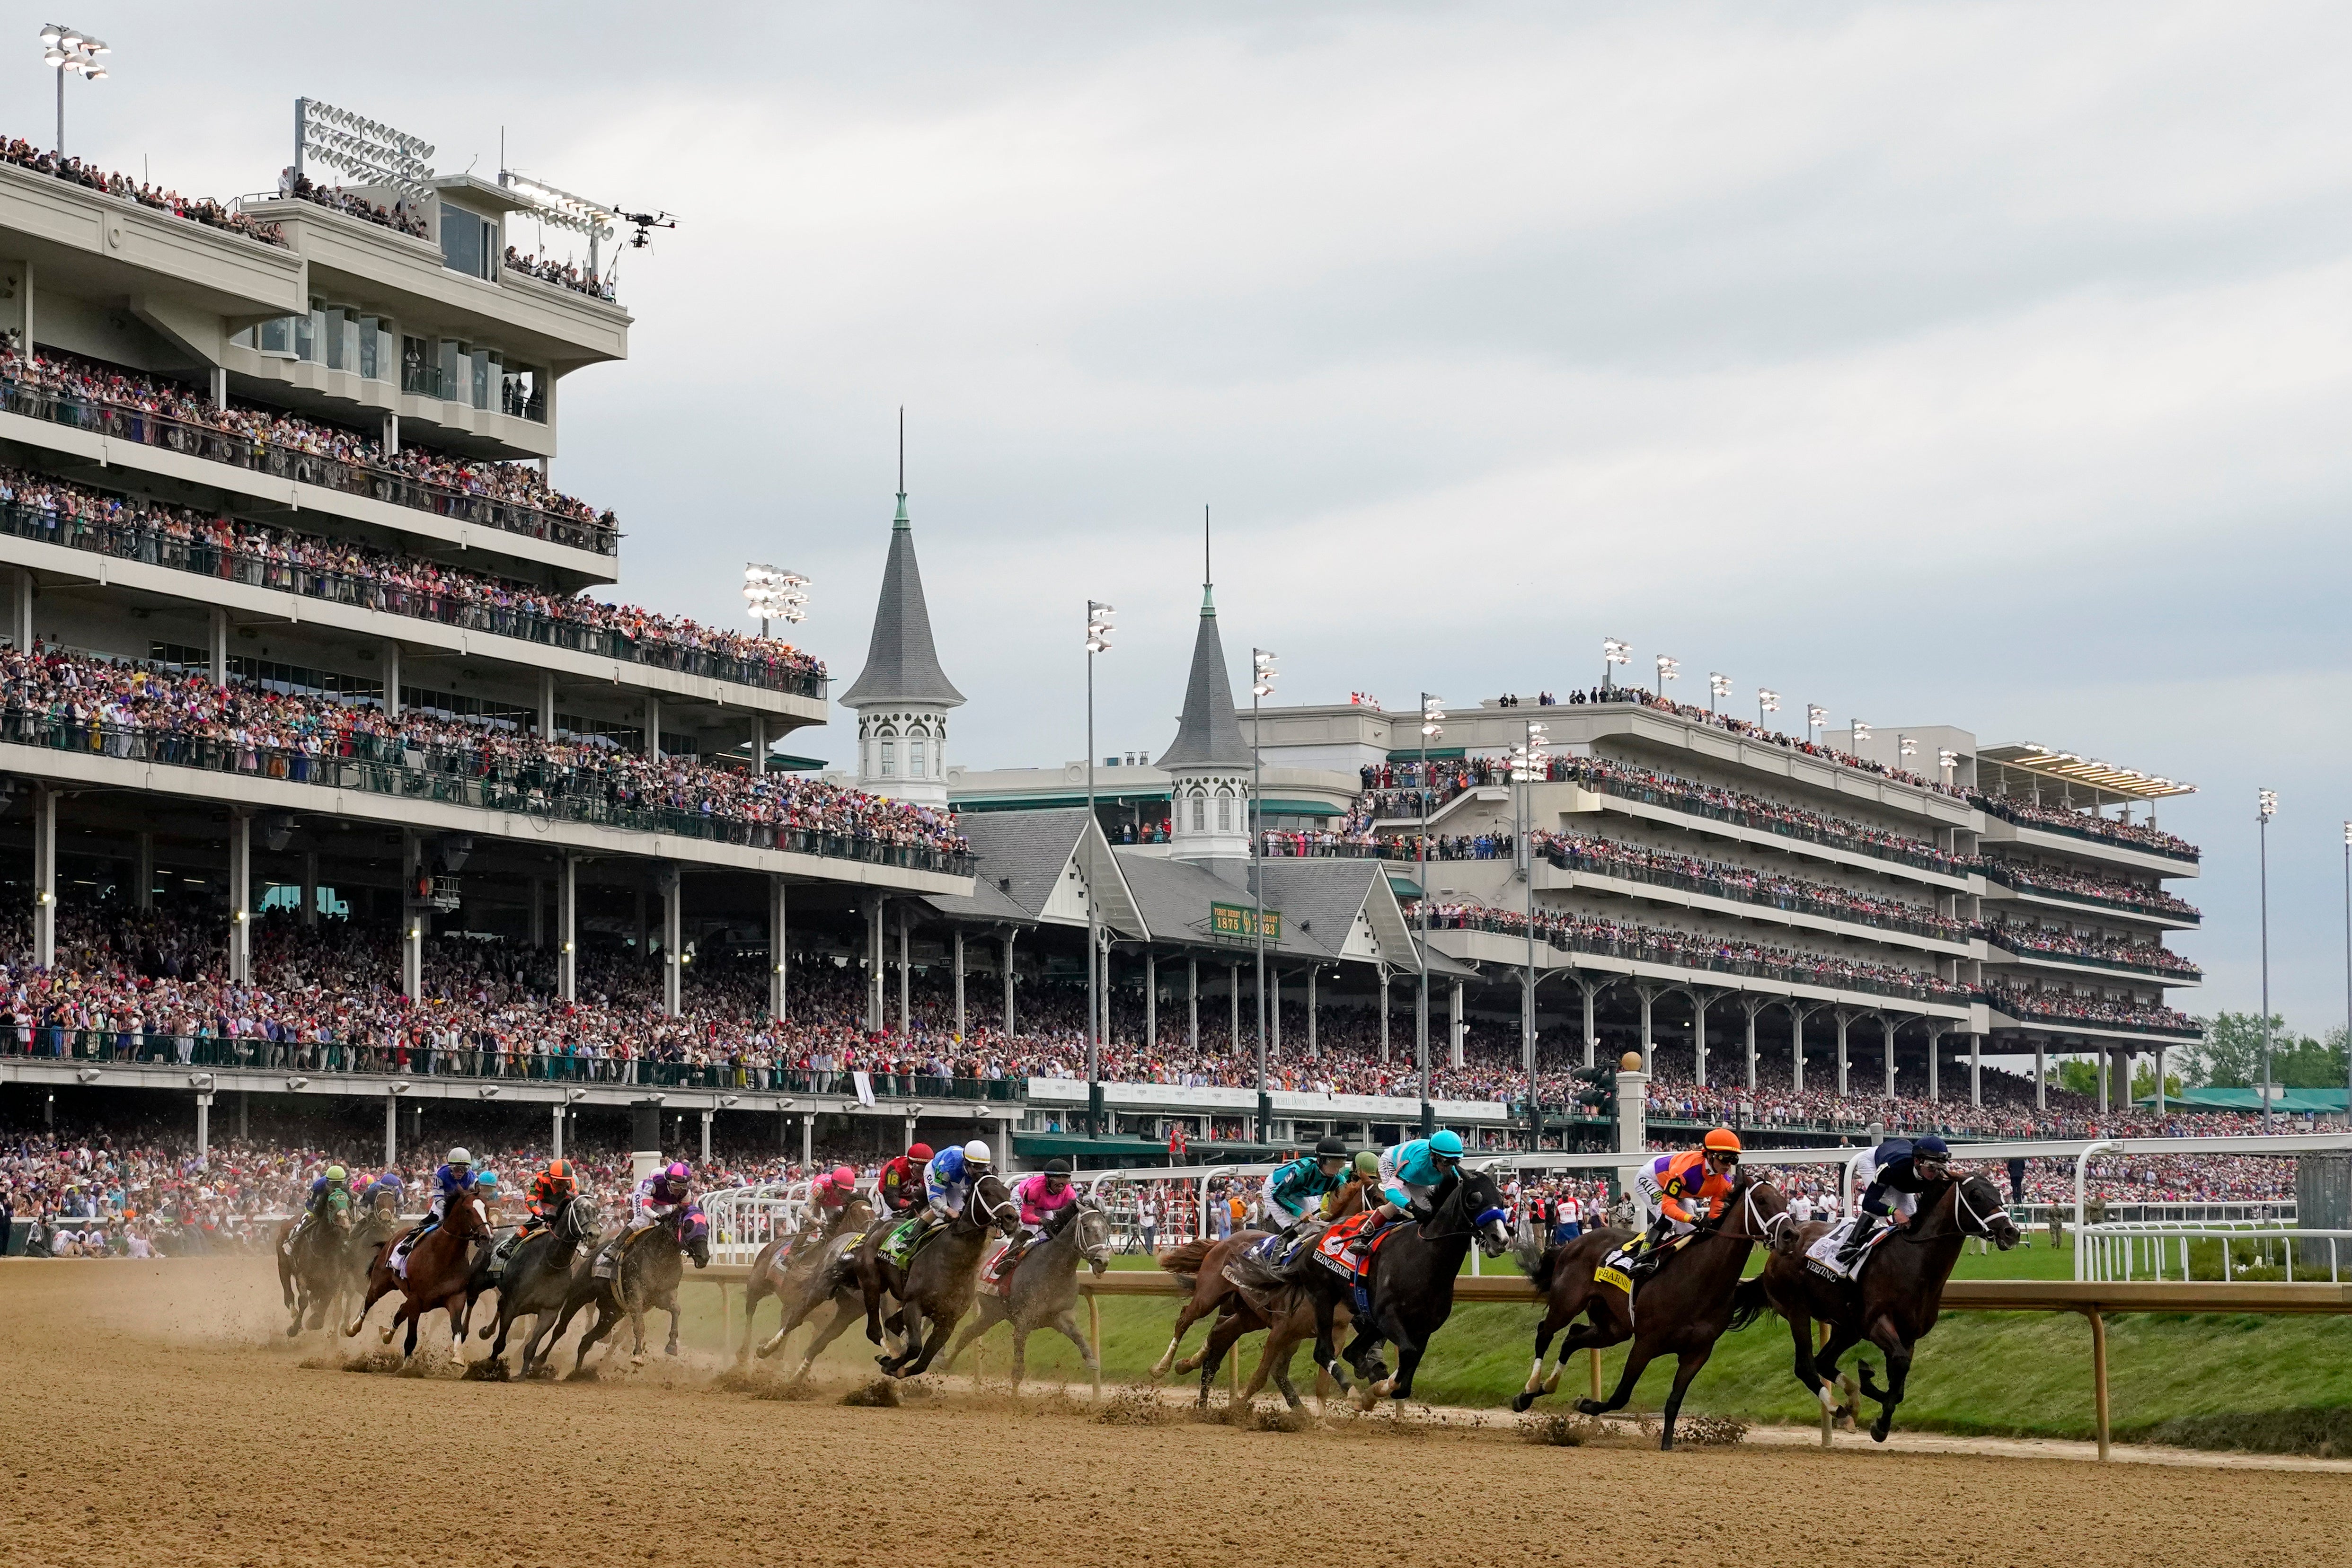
400,831,423,999
1002,930,1017,1036
1188,957,1199,1052
1836,1011,1851,1099
660,864,681,1018
210,366,228,410
9,568,30,652
1614,1067,1649,1211
227,809,252,985
1970,1033,1982,1108
1145,950,1158,1048
1791,1007,1807,1093
866,897,884,1032
2034,1042,2046,1111
134,831,154,912
643,694,661,758
1692,992,1708,1089
1582,984,1598,1068
1928,1027,1940,1101
1637,987,1655,1074
209,605,230,689
1228,963,1240,1053
769,876,788,1021
1379,967,1392,1064
897,910,910,1036
31,784,55,970
1882,1016,1896,1100
2153,1045,2166,1116
1744,1000,1760,1093
955,928,968,1039
800,1112,813,1168
195,1093,213,1166
528,876,544,948
301,849,319,929
558,855,577,1003
700,1109,714,1163
552,1101,566,1160
2096,1046,2109,1115
384,412,399,454
538,669,557,739
1449,979,1465,1068
380,642,400,714
384,1094,398,1170
1270,969,1282,1059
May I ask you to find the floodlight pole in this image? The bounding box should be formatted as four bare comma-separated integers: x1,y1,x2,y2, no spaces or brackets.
1252,650,1270,1143
2343,823,2351,1121
2259,795,2272,1130
1416,692,1435,1132
54,61,64,157
1086,608,1099,1133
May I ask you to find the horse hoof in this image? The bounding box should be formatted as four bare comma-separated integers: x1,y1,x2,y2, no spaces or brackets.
1871,1418,1892,1444
1574,1399,1604,1417
566,1367,599,1383
285,1324,302,1339
1510,1391,1536,1414
630,1354,647,1367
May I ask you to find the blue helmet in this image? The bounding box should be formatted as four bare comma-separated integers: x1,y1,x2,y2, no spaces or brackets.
1914,1135,1950,1161
1427,1129,1465,1158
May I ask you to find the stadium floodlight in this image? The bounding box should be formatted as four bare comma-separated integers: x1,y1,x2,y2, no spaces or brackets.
1655,655,1679,693
2258,788,2277,821
295,96,435,201
1602,636,1629,687
1852,721,1872,745
501,167,621,271
39,25,107,156
1251,648,1278,699
1938,747,1959,782
742,563,810,636
1420,694,1445,740
1085,600,1115,654
1758,688,1780,726
1708,670,1733,707
1899,734,1918,761
2258,787,2277,1127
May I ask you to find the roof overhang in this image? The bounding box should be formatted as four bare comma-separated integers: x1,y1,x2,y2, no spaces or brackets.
1980,744,2194,800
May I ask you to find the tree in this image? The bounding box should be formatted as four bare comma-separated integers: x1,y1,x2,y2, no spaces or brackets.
2130,1063,2184,1101
2184,1013,2348,1089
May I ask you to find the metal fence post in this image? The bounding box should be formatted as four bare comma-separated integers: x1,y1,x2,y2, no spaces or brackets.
2089,1310,2110,1462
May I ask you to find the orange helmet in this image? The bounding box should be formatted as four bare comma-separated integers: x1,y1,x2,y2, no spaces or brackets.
1703,1128,1742,1154
544,1159,574,1186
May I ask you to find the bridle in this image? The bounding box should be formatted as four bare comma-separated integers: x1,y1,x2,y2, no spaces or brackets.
1418,1172,1508,1245
966,1178,1017,1233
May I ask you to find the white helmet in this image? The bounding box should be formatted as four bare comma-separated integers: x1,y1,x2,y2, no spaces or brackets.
963,1139,992,1166
446,1147,473,1166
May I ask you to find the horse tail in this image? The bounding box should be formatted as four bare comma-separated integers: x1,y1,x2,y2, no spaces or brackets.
1156,1240,1214,1280
1726,1275,1772,1332
1514,1233,1557,1294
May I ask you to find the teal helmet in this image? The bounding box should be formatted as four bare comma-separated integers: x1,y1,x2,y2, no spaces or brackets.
1427,1129,1464,1158
475,1171,499,1190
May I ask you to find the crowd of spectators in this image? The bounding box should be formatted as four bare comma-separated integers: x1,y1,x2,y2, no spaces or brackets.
1977,920,2202,978
1976,794,2196,861
4,137,285,247
502,247,616,302
0,462,824,687
0,644,963,858
1980,858,2199,920
1534,832,1962,938
275,172,429,239
1410,899,1972,1003
1984,985,2197,1035
1545,682,1966,798
0,343,614,541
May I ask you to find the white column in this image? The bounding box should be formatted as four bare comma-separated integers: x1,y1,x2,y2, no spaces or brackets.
195,1093,213,1166
400,831,423,999
384,1094,398,1170
1449,979,1465,1068
700,1109,714,1163
897,910,910,1035
1928,1026,1940,1101
380,642,401,715
528,876,545,948
2034,1042,2046,1111
643,695,662,758
1378,966,1391,1063
1144,950,1156,1049
1744,1001,1760,1093
1229,962,1240,1053
1002,930,1017,1036
31,784,55,970
955,928,967,1038
2153,1045,2166,1116
1883,1017,1896,1100
538,670,557,739
769,876,788,1021
660,863,681,1018
10,568,32,650
1582,985,1597,1068
1836,1012,1851,1098
559,855,578,1002
866,897,884,1031
211,366,228,410
1791,1006,1806,1093
1614,1067,1649,1207
301,850,319,930
1692,993,1708,1089
799,1112,813,1168
552,1101,566,1160
227,809,252,984
1970,1033,1982,1108
1188,957,1199,1052
134,830,153,913
1307,963,1319,1059
209,605,230,689
1638,987,1655,1073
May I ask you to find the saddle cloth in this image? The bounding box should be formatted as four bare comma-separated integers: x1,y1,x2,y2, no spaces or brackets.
1311,1211,1399,1283
1594,1243,1636,1296
980,1238,1024,1295
1804,1218,1892,1282
877,1216,935,1269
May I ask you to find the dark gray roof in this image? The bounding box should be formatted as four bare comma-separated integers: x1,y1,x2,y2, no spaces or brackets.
840,495,965,709
1153,588,1251,770
1111,851,1411,969
950,809,1090,919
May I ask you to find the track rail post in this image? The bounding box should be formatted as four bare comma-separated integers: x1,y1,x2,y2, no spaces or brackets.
2088,1310,2110,1461
1088,1293,1102,1400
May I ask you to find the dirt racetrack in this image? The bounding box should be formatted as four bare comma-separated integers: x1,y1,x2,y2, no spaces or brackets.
1,1259,2345,1568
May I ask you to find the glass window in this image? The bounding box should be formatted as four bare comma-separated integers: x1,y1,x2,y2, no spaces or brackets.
1216,794,1231,831
320,308,346,370
356,317,380,380
440,206,493,278
880,741,895,778
471,348,492,410
293,309,317,362
909,740,925,778
401,335,433,397
440,341,463,402
1191,795,1204,831
341,314,362,374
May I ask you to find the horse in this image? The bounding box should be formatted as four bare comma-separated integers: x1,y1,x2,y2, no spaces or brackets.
1147,1176,1374,1386
1299,1165,1512,1409
1566,1171,1791,1449
1730,1172,2019,1441
278,1204,356,1336
735,1194,874,1365
1505,1225,1635,1413
469,1193,596,1380
553,1204,712,1374
939,1200,1114,1387
345,1192,493,1367
857,1173,1017,1379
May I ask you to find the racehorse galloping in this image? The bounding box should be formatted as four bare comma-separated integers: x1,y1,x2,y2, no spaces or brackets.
1731,1172,2018,1441
471,1194,595,1380
553,1204,712,1374
1300,1166,1512,1409
1505,1224,1636,1413
345,1194,493,1367
736,1193,873,1365
279,1208,355,1336
940,1201,1114,1388
865,1173,1017,1379
1572,1172,1790,1450
1148,1176,1374,1389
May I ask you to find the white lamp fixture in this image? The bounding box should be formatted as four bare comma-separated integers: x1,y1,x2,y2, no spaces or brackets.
1085,600,1114,654
1708,671,1733,708
1602,637,1629,686
39,26,108,158
1758,688,1780,726
1806,704,1827,735
1420,694,1445,740
1655,655,1680,692
294,97,435,200
1852,721,1872,745
1250,649,1278,699
743,563,811,636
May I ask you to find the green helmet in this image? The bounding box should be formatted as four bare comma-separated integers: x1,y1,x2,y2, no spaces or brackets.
324,1165,347,1184
1427,1129,1465,1158
1353,1151,1381,1179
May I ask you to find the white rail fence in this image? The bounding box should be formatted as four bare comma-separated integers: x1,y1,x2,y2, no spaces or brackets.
2080,1221,2352,1284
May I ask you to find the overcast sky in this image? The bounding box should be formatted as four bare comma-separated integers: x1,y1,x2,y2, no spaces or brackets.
34,2,2352,1031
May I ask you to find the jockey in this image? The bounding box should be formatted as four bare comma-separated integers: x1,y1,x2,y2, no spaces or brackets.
362,1170,403,1216
1627,1128,1741,1276
1008,1158,1078,1256
291,1166,351,1243
595,1161,693,1278
1841,1134,1950,1264
808,1165,860,1238
1261,1136,1350,1236
417,1148,477,1234
515,1159,577,1242
904,1139,991,1247
876,1143,935,1215
1353,1129,1465,1253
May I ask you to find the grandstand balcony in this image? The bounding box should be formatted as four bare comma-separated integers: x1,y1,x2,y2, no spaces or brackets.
1978,859,2200,929
1550,775,1973,891
1976,932,2202,988
1533,845,1969,957
1975,807,2199,877
1984,998,2202,1043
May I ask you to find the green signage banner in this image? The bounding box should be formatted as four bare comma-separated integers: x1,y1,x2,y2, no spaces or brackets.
1210,902,1281,941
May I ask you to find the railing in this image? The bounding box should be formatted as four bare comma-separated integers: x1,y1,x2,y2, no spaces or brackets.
0,379,619,556
0,713,973,876
1978,799,2200,865
1986,998,2202,1039
1978,861,2201,923
0,500,824,699
1421,913,1972,1004
700,1182,815,1266
1570,767,1968,878
1544,845,1963,942
2010,1202,2293,1227
2082,1221,2352,1284
1977,929,2202,982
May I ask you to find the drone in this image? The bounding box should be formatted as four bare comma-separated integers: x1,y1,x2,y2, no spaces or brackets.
617,210,677,249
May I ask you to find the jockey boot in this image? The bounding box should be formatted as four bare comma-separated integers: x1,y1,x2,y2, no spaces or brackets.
1839,1217,1876,1267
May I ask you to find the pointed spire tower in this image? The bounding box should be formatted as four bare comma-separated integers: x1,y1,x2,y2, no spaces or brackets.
1155,510,1253,862
840,412,964,806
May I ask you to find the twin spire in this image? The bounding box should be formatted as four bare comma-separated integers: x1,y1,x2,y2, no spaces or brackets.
840,409,964,710
1155,504,1251,771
